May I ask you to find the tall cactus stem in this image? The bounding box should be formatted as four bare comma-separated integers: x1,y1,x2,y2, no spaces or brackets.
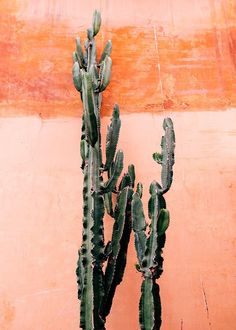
74,10,134,330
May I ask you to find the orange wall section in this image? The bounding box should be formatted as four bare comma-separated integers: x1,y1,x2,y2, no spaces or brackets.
0,0,236,117
0,1,236,330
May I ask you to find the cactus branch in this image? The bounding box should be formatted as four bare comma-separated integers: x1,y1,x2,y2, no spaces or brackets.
102,187,133,318
132,118,175,330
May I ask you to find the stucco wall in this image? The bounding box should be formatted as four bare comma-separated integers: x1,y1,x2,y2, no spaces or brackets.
0,1,236,329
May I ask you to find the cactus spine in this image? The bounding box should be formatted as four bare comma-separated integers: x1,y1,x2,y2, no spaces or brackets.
132,118,175,330
73,11,135,330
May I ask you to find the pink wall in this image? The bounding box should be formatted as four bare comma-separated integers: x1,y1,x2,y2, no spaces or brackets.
0,1,236,329
1,111,236,329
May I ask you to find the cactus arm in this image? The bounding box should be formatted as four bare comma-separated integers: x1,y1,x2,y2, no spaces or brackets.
93,91,103,167
136,182,143,198
110,187,133,287
152,152,162,165
105,188,130,286
128,164,135,188
92,10,101,36
87,28,94,41
75,37,85,68
102,150,124,193
157,209,170,236
86,28,97,70
102,187,133,318
99,40,112,63
144,195,169,274
107,161,115,179
84,39,89,68
104,192,113,217
118,173,132,191
155,233,166,279
89,39,97,68
89,64,99,91
99,55,112,92
143,193,159,271
137,198,166,330
153,117,175,194
72,62,82,92
148,181,166,218
131,192,147,265
80,139,89,170
139,278,161,330
82,72,98,147
80,140,89,162
73,51,78,64
104,104,121,171
161,118,175,193
104,241,112,260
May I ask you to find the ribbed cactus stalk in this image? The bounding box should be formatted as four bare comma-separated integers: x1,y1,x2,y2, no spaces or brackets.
73,10,135,330
132,118,175,330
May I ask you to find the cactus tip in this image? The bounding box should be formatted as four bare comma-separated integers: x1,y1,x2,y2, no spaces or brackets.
92,9,102,36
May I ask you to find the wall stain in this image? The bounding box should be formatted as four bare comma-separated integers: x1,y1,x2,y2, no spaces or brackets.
0,299,15,329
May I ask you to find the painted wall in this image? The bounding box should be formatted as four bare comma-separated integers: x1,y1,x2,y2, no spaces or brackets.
0,1,236,329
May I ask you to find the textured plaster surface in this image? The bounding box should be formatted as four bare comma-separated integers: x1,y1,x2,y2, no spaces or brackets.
0,0,236,117
0,110,236,329
1,1,236,329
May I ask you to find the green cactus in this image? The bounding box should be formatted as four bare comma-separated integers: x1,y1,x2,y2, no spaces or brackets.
132,118,175,330
73,11,135,330
73,9,175,330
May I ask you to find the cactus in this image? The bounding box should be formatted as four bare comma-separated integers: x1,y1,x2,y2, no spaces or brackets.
132,118,175,330
73,9,175,330
73,11,135,330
